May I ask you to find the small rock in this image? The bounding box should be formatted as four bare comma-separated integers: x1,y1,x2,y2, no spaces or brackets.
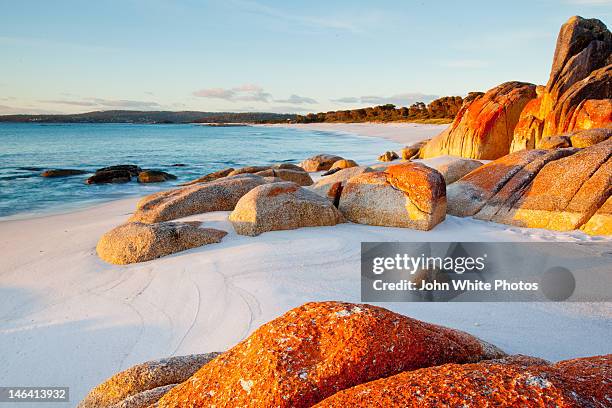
137,170,177,183
254,168,314,186
40,169,88,177
228,166,271,176
377,151,399,162
179,168,234,186
86,170,132,184
300,154,344,172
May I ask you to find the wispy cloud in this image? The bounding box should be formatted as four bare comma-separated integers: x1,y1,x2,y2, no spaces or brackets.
40,98,162,110
331,92,438,106
274,94,317,104
193,84,272,102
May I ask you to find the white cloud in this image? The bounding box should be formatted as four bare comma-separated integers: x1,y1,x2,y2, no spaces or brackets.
193,84,272,102
40,98,162,110
274,94,318,104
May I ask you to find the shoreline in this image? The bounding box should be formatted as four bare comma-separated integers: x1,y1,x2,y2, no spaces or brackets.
1,122,610,405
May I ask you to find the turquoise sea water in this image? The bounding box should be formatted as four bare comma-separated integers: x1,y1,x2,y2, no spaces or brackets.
0,123,399,218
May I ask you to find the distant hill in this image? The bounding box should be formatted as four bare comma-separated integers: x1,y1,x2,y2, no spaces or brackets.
0,110,298,124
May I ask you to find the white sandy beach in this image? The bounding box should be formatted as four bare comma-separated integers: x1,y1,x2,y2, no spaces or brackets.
1,123,611,406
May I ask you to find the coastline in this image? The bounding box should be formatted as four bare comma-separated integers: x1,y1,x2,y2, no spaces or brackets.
1,122,610,405
261,122,449,146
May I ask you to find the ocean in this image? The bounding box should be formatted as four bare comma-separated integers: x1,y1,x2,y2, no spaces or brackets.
0,123,399,218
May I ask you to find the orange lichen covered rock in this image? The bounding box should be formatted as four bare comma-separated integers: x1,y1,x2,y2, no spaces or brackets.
338,162,446,230
156,302,504,408
581,195,612,235
512,16,612,151
420,81,537,159
179,167,234,186
505,138,611,231
314,354,612,408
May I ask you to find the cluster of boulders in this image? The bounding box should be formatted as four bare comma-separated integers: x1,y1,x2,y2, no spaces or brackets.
419,16,611,160
97,153,474,264
79,301,611,407
39,164,178,184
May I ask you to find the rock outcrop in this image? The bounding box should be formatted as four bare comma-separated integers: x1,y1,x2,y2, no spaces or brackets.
511,16,612,151
254,168,314,186
569,127,612,147
96,221,227,264
179,167,234,186
447,139,611,234
329,159,358,170
86,165,142,184
314,354,612,408
229,182,343,236
300,154,344,172
581,195,612,235
78,353,220,407
338,162,446,230
378,151,399,162
420,82,537,160
137,170,177,183
309,166,374,205
156,302,504,408
40,169,87,177
130,174,267,223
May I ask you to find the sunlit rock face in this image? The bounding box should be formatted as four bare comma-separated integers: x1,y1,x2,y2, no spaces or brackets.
511,16,612,152
420,82,537,160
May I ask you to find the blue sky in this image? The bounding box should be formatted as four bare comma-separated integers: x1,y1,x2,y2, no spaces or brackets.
1,0,610,114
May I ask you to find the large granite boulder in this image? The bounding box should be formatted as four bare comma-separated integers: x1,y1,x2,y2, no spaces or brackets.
499,139,611,231
130,174,267,223
179,167,234,186
229,182,343,236
420,82,537,160
314,354,612,408
448,139,611,234
300,154,344,172
156,302,504,408
254,168,314,186
96,221,227,264
40,169,87,177
511,16,612,151
137,170,177,183
309,166,374,206
78,353,220,408
338,162,446,230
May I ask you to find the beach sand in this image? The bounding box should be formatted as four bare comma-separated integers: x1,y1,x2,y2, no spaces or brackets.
1,123,610,405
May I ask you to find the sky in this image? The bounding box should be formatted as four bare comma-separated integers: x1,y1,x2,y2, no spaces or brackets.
0,0,610,115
